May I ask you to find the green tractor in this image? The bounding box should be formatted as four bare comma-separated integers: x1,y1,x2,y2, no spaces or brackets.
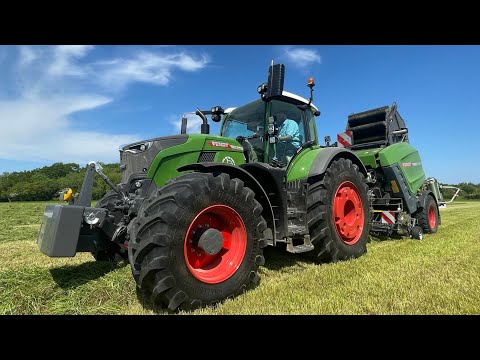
37,63,439,311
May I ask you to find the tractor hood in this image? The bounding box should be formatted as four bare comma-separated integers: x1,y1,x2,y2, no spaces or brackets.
120,134,245,188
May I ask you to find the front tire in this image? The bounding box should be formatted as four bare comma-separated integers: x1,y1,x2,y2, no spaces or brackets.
128,172,267,311
307,158,370,262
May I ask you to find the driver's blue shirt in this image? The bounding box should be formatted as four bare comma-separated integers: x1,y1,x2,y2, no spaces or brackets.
278,119,301,148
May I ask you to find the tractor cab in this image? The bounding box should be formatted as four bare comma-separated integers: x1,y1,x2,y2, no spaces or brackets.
221,91,320,167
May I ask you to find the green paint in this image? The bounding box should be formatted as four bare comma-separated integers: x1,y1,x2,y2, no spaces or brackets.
377,142,426,194
147,134,245,187
286,146,323,182
353,148,381,169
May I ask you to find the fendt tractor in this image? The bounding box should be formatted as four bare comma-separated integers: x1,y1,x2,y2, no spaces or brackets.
37,64,445,311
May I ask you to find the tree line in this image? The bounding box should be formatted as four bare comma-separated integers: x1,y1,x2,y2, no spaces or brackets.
0,162,121,202
0,162,479,202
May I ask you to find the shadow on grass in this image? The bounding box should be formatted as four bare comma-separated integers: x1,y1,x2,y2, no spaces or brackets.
263,234,395,271
50,260,128,289
262,245,318,271
369,234,404,242
134,287,169,315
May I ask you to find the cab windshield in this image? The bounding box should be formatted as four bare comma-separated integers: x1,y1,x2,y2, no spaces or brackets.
222,99,266,162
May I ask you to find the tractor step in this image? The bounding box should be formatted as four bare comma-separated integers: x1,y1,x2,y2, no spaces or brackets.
286,235,314,254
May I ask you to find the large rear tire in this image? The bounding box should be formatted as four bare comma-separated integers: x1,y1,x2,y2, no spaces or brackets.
416,194,439,233
307,158,370,262
128,172,267,312
93,191,127,262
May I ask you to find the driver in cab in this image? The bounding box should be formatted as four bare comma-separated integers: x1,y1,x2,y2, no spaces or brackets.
276,112,301,163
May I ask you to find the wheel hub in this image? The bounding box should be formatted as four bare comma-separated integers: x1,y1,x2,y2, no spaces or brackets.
184,204,247,284
198,228,224,255
333,181,364,245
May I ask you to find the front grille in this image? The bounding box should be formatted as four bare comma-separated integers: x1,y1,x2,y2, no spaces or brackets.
120,135,188,183
120,151,152,183
198,152,216,162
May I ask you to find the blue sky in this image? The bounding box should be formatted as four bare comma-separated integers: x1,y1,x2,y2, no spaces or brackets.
0,45,479,184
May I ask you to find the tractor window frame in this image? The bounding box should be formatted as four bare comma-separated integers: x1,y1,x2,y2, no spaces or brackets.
304,108,317,145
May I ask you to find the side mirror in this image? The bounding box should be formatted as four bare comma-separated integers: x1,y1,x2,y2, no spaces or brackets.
324,136,331,146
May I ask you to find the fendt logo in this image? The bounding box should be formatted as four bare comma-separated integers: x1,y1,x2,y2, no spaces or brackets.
222,156,235,165
208,141,243,151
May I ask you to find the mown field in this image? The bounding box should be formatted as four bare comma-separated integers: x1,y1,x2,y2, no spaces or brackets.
0,200,479,314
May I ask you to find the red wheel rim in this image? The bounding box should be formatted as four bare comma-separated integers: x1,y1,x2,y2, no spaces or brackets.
184,205,247,284
428,204,436,229
333,181,365,245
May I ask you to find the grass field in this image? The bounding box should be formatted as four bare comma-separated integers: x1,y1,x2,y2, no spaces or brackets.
1,200,479,314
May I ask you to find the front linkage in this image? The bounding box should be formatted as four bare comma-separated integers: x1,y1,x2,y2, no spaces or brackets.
38,161,131,258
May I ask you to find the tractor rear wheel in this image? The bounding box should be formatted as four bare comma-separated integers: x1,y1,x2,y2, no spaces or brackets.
307,158,370,262
128,172,267,312
416,194,439,233
92,191,127,262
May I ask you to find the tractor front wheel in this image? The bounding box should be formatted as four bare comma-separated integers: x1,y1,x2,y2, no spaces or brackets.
307,158,370,262
128,173,267,311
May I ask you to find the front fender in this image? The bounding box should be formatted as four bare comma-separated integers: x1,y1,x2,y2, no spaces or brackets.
177,163,276,243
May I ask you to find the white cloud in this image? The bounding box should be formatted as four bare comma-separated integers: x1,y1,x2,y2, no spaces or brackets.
0,96,140,164
18,46,38,67
0,45,211,166
47,45,94,77
94,51,209,91
284,47,321,68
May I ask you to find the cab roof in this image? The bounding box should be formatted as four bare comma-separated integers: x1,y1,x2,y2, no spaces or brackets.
225,91,318,114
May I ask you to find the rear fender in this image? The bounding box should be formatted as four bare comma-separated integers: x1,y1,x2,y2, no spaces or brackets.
308,147,368,178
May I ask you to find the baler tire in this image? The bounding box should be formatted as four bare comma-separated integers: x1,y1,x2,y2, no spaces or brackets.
306,158,370,262
416,194,439,233
128,172,267,312
411,226,423,240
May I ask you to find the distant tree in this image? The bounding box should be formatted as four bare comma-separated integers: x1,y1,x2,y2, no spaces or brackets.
458,183,477,195
0,162,120,202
